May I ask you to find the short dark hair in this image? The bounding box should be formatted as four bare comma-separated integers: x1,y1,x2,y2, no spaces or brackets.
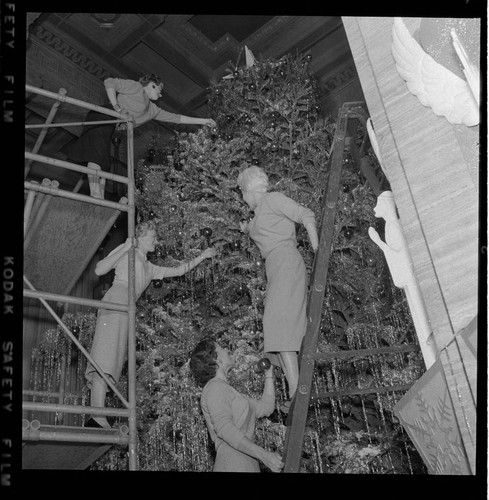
189,338,218,387
139,73,163,87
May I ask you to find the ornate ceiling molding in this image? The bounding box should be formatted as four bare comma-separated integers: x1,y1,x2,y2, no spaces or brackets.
30,23,111,80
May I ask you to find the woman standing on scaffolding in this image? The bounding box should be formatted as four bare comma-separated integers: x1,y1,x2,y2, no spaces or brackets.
85,220,217,429
62,74,216,199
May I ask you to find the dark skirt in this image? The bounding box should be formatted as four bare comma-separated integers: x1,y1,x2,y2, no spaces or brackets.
62,109,115,172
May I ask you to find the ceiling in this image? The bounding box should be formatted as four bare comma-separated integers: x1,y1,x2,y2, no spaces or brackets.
26,14,363,195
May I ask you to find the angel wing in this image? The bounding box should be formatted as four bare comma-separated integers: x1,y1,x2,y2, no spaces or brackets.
391,17,479,127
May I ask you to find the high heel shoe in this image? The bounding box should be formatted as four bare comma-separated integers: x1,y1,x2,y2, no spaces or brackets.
279,400,292,414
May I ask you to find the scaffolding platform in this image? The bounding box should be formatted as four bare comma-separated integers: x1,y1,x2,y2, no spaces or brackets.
24,193,121,296
22,422,129,469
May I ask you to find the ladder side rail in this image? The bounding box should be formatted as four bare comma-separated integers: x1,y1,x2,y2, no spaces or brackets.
25,87,67,178
282,108,349,472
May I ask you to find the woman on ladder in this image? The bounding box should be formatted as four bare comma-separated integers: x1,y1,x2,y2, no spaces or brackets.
237,166,319,413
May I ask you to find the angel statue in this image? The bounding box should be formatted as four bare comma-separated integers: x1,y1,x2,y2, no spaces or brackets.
368,191,437,368
391,17,479,127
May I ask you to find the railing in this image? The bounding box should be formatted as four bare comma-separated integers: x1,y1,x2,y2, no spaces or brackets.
23,85,138,470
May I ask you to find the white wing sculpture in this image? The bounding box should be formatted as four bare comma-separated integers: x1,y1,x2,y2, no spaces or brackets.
391,17,479,127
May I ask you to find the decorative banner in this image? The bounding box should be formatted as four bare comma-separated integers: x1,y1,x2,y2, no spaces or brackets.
394,358,471,474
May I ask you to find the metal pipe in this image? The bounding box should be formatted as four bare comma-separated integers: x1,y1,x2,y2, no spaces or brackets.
23,390,61,398
25,88,67,177
23,288,129,312
22,401,129,417
26,84,122,118
24,181,130,211
58,355,67,424
24,189,51,247
30,420,41,431
23,275,129,407
126,121,138,471
22,429,130,445
24,182,38,238
25,152,128,184
72,175,85,194
25,119,122,129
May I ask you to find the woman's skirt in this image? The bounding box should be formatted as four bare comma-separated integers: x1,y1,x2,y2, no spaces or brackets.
263,244,307,354
85,283,128,386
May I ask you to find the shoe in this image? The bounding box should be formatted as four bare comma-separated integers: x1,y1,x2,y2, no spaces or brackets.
279,400,292,414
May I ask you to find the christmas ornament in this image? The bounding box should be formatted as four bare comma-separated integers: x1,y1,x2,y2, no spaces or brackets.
71,325,80,336
153,280,163,289
255,357,272,372
342,184,350,193
252,159,260,166
344,228,354,239
201,227,213,238
155,322,166,332
270,143,279,152
170,205,178,213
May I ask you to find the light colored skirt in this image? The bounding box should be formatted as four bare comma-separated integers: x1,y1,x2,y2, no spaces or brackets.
263,244,307,355
85,283,128,386
214,442,261,472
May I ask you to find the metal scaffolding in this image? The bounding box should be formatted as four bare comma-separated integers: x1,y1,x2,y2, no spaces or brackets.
23,85,138,470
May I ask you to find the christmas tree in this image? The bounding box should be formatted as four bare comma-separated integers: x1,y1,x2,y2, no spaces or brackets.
31,49,426,472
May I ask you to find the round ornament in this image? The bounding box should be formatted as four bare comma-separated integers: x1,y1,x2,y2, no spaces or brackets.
255,357,272,373
201,227,213,238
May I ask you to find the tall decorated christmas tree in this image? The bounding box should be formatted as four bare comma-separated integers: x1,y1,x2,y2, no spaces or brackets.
31,48,426,473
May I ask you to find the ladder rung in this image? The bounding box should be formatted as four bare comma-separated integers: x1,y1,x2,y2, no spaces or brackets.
312,383,413,400
312,344,420,361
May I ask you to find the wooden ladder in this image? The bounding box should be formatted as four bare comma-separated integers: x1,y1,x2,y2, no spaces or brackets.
281,101,398,472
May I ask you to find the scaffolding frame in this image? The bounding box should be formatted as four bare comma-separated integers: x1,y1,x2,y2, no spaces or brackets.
23,84,138,470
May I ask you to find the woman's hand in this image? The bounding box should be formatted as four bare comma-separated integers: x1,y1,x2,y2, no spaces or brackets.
260,450,284,473
200,247,217,260
204,118,217,127
239,220,249,234
123,237,135,250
